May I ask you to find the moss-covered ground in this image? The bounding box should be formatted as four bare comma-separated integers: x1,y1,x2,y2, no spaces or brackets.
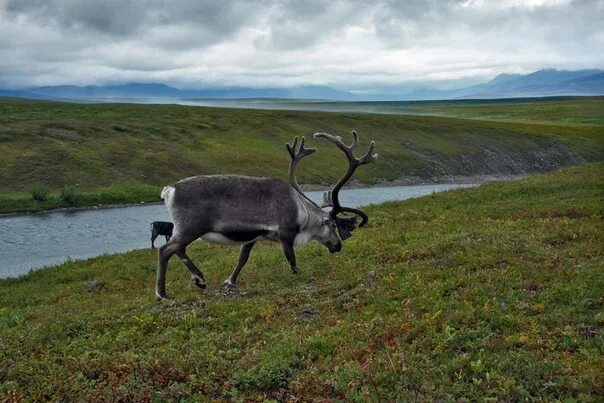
1,163,602,401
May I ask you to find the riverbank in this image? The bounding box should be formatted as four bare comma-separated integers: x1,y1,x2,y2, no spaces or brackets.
301,173,527,191
0,184,162,215
0,199,164,218
1,163,602,400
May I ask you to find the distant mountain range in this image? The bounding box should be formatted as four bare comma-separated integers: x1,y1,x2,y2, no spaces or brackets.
451,69,604,99
0,83,353,102
1,69,603,101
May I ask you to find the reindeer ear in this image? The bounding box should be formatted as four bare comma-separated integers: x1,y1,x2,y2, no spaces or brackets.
335,215,358,240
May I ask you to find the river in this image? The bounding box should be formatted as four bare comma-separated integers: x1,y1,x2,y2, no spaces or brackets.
0,184,474,278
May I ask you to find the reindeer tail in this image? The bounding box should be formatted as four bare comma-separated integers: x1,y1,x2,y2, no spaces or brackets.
160,186,174,200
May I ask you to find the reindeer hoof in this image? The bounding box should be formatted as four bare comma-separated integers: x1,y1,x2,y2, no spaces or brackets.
156,292,168,301
192,276,207,290
223,279,236,288
291,267,298,274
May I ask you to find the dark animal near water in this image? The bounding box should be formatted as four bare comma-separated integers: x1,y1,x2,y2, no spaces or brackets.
150,221,174,248
155,131,377,299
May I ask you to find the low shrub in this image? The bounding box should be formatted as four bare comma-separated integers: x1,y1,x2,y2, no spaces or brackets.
31,186,50,201
60,188,82,206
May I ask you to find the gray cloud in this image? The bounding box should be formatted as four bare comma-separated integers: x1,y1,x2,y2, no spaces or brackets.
0,0,602,89
4,0,261,41
5,0,147,36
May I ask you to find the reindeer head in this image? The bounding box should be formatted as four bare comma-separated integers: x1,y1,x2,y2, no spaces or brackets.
286,131,378,251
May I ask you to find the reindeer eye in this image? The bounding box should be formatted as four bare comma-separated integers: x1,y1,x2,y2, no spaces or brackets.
322,217,330,226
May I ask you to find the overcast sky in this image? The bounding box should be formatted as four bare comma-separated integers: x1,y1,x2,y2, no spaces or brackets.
0,0,602,91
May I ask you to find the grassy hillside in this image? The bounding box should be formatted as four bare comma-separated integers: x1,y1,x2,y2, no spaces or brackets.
1,163,602,401
1,97,602,213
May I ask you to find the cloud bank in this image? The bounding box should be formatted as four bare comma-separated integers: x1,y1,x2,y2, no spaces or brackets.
0,0,602,90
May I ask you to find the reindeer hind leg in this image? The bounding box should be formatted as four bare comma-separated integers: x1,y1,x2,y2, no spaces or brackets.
175,248,207,290
156,241,182,300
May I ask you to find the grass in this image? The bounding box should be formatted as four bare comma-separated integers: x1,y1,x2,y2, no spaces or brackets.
0,184,161,214
380,96,604,126
1,97,602,213
1,163,602,401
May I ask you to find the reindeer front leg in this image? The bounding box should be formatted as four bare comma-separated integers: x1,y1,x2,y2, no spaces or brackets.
281,240,298,274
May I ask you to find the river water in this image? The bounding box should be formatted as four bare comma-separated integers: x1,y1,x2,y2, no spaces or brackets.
0,184,474,278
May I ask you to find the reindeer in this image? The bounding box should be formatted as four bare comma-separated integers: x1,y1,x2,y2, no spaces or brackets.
150,221,174,248
155,131,377,299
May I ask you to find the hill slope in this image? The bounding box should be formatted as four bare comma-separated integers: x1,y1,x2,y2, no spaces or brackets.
1,97,602,213
0,163,602,400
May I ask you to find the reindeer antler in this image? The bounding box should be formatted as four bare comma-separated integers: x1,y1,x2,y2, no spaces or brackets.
314,130,378,227
286,136,316,198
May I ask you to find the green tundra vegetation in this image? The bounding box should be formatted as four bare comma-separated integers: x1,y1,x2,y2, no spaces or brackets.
0,96,602,213
375,96,604,126
1,163,602,401
437,96,604,125
271,96,604,126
